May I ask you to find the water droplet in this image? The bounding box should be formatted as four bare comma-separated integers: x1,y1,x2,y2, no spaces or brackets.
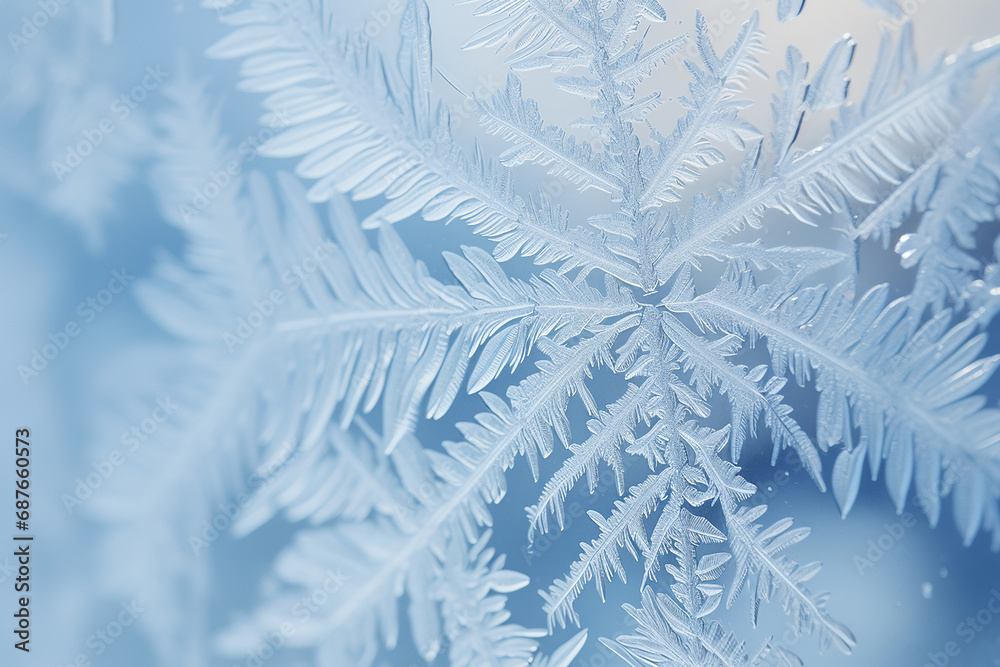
922,582,933,599
939,567,949,578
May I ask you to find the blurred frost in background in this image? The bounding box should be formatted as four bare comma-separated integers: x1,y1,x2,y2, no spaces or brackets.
1,1,1000,666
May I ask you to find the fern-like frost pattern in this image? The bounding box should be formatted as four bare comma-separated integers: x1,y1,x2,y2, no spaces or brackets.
83,0,1000,665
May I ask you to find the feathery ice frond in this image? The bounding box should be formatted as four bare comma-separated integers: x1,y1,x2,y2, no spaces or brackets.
228,422,412,536
248,171,620,451
652,27,1000,285
725,505,856,655
541,466,675,630
216,426,550,667
526,380,655,539
602,585,799,667
94,1,1000,665
639,11,766,209
765,26,1000,224
530,629,589,667
851,83,1000,316
223,318,640,665
656,304,824,488
675,425,854,654
476,75,622,196
461,0,600,69
601,512,801,667
673,269,1000,544
431,529,548,667
205,0,643,286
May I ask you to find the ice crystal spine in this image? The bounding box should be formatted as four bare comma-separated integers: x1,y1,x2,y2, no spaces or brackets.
80,0,1000,665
